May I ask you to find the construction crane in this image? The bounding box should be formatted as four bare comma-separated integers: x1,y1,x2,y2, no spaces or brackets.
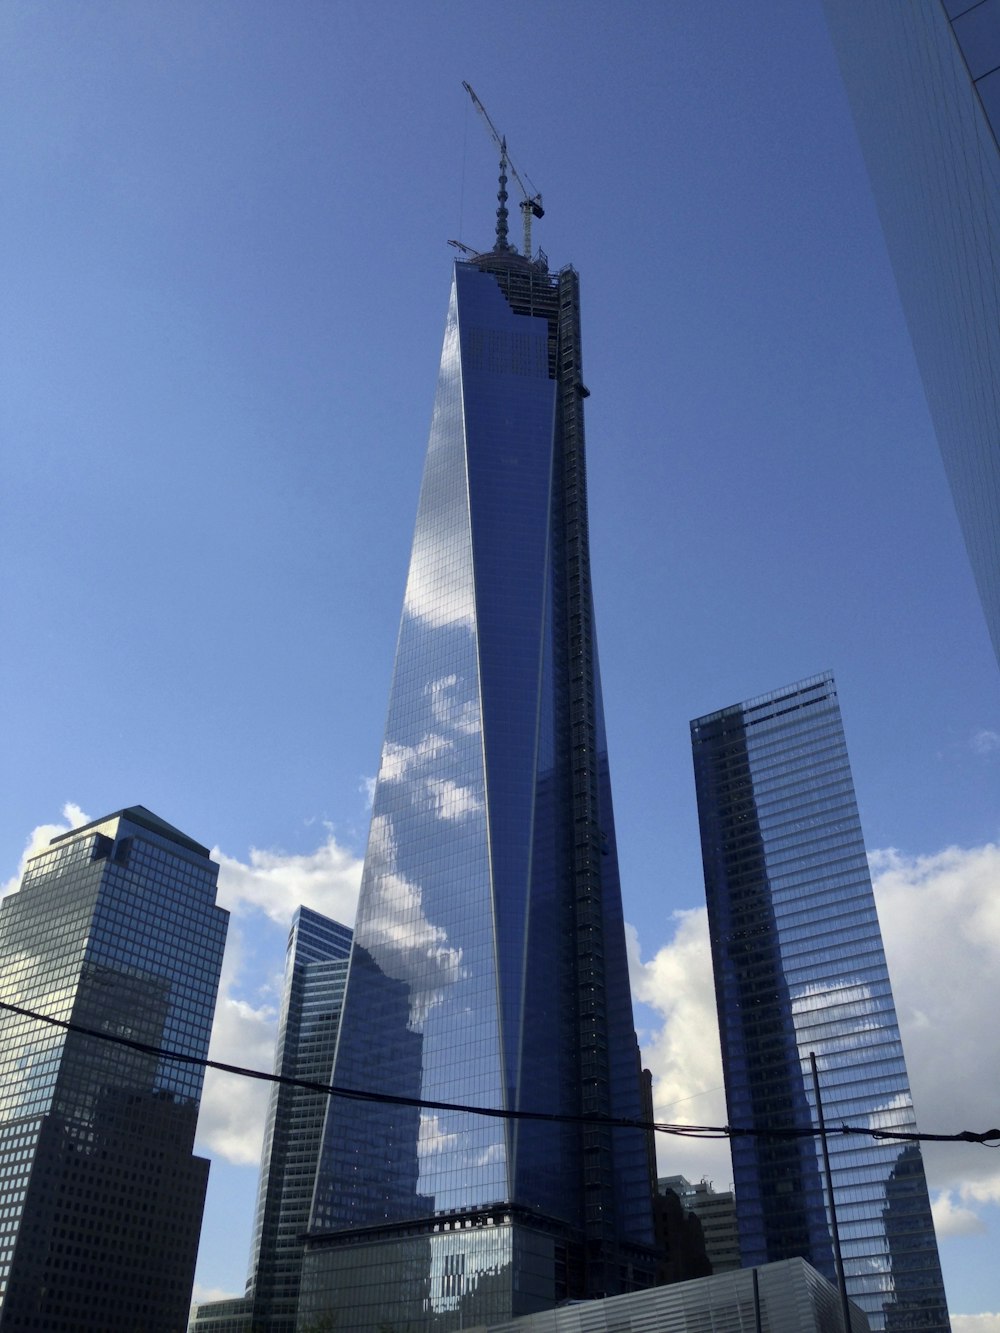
462,81,544,258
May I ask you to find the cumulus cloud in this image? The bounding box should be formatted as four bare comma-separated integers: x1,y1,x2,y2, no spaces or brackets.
418,1113,460,1157
1,803,90,898
932,1191,987,1237
212,832,362,927
627,910,733,1188
971,729,1000,756
198,992,277,1165
629,841,1000,1242
427,674,481,735
194,831,366,1164
379,734,453,785
870,844,1000,1213
192,1283,238,1306
359,815,462,1028
953,1318,1000,1333
425,778,484,821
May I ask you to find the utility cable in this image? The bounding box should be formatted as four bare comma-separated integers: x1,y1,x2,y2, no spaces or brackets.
0,998,996,1147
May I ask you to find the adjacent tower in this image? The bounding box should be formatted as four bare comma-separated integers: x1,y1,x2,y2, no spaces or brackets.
298,198,655,1329
822,0,1000,667
0,806,229,1332
691,673,949,1332
247,909,352,1330
192,908,353,1333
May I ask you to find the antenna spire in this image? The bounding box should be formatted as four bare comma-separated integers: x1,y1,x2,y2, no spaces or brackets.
496,139,510,252
463,82,544,257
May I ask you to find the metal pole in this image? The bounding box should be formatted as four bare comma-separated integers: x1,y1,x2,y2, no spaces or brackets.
752,1266,763,1333
809,1051,854,1333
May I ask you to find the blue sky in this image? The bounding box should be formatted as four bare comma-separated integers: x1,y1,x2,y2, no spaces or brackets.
2,2,999,1326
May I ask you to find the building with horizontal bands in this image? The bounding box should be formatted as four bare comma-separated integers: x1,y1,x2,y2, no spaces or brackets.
0,806,228,1332
691,674,949,1331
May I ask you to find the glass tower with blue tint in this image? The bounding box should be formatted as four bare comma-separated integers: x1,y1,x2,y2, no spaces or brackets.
193,908,353,1333
0,806,228,1332
822,0,1000,669
299,226,655,1330
691,674,949,1332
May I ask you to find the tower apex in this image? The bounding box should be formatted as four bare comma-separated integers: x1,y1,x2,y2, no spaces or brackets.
462,81,544,257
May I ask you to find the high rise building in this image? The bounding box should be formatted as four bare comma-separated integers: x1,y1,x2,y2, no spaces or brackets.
192,908,352,1333
658,1175,740,1275
297,175,656,1331
0,806,228,1332
822,0,1000,667
690,673,949,1332
248,908,352,1329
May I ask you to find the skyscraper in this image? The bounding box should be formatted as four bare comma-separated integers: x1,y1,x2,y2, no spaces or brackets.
822,0,1000,667
691,673,949,1332
193,908,353,1333
248,908,352,1329
297,179,655,1330
0,806,228,1332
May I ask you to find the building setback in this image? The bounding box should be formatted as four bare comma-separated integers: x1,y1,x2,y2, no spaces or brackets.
0,806,228,1332
822,0,1000,667
191,907,352,1333
297,180,656,1330
690,674,949,1332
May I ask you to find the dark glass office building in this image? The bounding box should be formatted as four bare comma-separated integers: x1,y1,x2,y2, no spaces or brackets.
0,806,228,1332
193,908,353,1333
691,674,949,1332
822,0,1000,668
298,215,655,1330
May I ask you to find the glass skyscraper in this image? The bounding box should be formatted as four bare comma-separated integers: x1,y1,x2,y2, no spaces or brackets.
193,908,353,1333
822,0,1000,668
248,909,352,1329
0,806,228,1332
691,673,949,1332
298,215,655,1330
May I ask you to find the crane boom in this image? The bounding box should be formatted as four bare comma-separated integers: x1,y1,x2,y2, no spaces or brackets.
462,81,544,257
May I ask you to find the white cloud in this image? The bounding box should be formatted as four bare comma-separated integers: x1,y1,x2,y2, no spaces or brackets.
426,777,483,821
427,674,481,736
212,833,362,927
379,734,453,785
931,1190,987,1237
870,844,1000,1217
630,841,1000,1230
1,803,90,898
191,1284,241,1307
627,911,733,1188
418,1113,460,1157
971,729,1000,756
359,815,462,1028
198,993,277,1165
953,1318,1000,1333
475,1142,505,1168
196,832,365,1164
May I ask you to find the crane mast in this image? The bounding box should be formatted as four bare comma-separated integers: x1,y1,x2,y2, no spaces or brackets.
462,81,544,257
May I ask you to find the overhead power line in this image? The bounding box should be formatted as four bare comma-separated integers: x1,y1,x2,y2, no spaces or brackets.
1,998,997,1147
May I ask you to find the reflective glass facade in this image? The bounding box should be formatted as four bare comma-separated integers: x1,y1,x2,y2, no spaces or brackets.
0,806,228,1331
823,0,1000,667
692,674,949,1332
301,252,654,1330
193,909,352,1333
